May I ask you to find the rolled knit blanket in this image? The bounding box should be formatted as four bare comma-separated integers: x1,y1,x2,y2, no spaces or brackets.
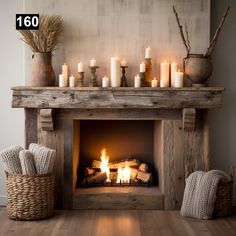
181,170,231,219
19,150,36,175
29,143,56,174
0,145,23,174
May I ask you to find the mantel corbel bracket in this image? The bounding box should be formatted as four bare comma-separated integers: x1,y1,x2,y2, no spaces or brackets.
39,108,54,131
182,108,196,131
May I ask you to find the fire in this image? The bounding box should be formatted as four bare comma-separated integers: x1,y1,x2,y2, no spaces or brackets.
100,148,131,183
100,148,110,182
116,163,131,183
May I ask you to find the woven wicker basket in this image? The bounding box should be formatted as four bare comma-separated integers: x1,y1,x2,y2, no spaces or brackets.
214,180,233,217
6,172,54,220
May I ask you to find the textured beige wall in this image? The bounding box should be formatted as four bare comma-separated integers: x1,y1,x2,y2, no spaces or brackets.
24,0,210,86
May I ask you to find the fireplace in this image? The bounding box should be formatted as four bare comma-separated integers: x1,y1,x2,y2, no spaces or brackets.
77,120,156,187
11,87,224,210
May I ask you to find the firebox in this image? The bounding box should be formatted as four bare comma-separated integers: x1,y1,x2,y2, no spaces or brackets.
77,120,157,187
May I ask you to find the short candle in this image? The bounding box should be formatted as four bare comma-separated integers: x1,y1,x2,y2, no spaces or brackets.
140,62,145,72
121,59,127,67
151,77,158,87
102,76,109,87
78,62,84,72
171,62,178,87
175,71,184,88
90,58,96,67
59,74,67,87
134,74,141,88
145,46,151,59
69,75,76,87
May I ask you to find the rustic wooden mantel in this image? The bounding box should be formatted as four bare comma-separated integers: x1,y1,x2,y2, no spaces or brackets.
11,86,224,210
12,86,224,109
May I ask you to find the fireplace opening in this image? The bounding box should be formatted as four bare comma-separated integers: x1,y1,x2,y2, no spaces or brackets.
76,120,158,188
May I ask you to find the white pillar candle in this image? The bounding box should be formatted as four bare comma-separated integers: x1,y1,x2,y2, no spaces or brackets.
160,61,170,87
134,74,141,88
102,76,109,87
110,57,121,87
62,63,68,84
78,62,84,72
140,62,146,72
171,62,178,87
69,75,76,87
151,77,158,87
175,71,184,88
90,58,96,67
121,59,127,67
59,74,67,87
145,46,151,59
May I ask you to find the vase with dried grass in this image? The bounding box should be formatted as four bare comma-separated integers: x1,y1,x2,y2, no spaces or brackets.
18,15,63,86
173,6,230,86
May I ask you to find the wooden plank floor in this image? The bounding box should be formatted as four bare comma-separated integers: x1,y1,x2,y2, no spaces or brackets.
0,208,236,236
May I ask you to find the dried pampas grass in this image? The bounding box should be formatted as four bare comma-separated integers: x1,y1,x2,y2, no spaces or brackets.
18,14,63,53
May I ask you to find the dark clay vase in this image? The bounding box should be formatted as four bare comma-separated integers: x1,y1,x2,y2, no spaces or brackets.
30,52,56,86
183,54,212,86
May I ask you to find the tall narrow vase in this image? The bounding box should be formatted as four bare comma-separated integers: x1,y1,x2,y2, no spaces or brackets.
30,52,56,86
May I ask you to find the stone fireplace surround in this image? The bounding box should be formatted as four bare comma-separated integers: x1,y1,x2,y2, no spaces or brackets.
11,86,224,210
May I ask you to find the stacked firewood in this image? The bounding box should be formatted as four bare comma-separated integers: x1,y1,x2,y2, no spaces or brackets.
82,159,152,185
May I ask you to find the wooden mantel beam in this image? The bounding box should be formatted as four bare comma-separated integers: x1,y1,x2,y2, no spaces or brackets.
11,86,224,110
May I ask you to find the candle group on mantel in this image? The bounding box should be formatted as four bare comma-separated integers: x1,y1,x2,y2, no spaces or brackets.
58,47,185,88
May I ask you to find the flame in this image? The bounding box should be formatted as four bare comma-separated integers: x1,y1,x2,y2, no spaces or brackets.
116,163,131,183
100,148,110,181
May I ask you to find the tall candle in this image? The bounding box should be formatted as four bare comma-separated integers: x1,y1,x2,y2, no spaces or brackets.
69,75,76,87
145,46,151,59
175,71,184,88
110,57,121,87
134,74,141,87
140,62,145,72
171,62,178,87
102,76,109,87
78,62,84,72
62,63,68,84
59,74,67,87
151,77,158,87
90,58,96,67
160,61,170,87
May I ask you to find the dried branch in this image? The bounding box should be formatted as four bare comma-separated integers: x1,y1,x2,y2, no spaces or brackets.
185,23,191,53
205,6,230,57
173,6,190,54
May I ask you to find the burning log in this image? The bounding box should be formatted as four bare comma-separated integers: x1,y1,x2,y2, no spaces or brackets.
92,159,140,169
83,172,107,185
139,163,149,172
137,171,152,183
130,168,139,180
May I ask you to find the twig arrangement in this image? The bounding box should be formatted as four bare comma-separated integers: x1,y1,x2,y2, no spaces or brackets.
173,6,191,54
18,15,63,53
205,6,230,56
173,6,230,56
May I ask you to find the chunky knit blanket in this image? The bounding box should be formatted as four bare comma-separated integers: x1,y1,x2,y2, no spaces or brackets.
181,170,231,219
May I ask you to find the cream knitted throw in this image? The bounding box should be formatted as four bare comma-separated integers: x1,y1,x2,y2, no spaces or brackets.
0,145,23,174
29,143,56,174
19,150,36,175
181,170,231,219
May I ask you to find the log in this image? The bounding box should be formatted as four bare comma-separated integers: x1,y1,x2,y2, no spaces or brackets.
92,159,140,169
130,168,139,180
139,163,149,172
83,172,107,185
137,171,152,183
84,168,95,176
